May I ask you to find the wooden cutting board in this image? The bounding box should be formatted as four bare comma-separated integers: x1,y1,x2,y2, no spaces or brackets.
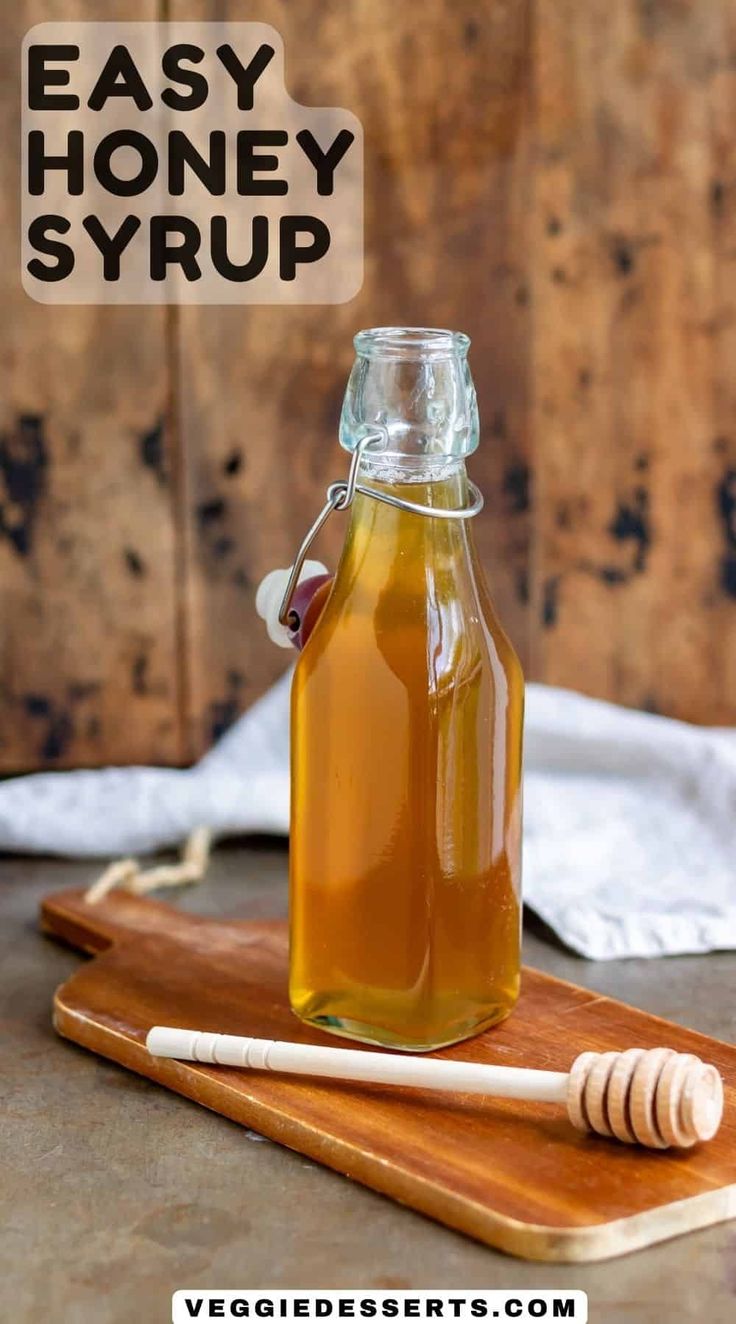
41,888,736,1263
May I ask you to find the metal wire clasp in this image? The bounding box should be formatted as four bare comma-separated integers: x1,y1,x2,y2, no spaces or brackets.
278,432,484,628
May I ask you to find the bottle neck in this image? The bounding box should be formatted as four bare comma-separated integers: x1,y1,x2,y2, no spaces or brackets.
341,461,472,572
357,453,467,487
340,328,479,463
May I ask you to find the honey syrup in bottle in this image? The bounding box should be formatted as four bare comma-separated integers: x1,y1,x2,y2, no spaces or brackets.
289,328,524,1050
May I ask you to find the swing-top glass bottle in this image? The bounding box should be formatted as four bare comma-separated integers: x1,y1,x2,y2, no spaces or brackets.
289,327,524,1051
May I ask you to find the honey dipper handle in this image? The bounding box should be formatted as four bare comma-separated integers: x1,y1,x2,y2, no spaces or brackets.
146,1027,570,1102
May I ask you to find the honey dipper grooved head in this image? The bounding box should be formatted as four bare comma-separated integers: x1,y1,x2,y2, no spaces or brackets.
566,1049,724,1148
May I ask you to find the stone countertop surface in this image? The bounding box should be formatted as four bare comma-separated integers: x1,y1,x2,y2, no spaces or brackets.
1,842,735,1324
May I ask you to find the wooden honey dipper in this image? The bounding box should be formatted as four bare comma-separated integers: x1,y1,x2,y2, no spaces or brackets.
146,1027,724,1150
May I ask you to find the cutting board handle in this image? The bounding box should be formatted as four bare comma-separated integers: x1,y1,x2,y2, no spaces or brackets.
40,887,201,954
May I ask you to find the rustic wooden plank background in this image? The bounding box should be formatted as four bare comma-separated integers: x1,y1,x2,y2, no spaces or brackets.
0,0,184,772
531,0,736,722
2,0,735,771
173,0,532,758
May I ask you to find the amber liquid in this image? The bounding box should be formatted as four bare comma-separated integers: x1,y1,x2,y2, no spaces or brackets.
289,467,524,1050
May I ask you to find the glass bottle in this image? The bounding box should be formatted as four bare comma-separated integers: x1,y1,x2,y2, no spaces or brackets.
289,327,524,1051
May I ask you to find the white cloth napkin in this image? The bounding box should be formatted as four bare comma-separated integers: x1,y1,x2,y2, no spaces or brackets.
2,673,735,960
